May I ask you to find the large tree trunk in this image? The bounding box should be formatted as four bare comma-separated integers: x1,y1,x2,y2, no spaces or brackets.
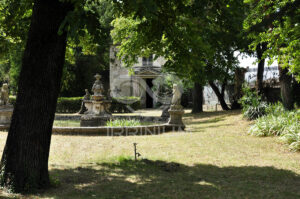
256,43,267,95
209,81,230,111
0,0,72,193
279,65,294,110
192,82,203,113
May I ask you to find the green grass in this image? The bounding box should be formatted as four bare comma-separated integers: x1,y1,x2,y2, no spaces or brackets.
53,120,81,127
0,110,300,198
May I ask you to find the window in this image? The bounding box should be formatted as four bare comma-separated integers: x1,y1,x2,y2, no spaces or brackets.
142,55,153,66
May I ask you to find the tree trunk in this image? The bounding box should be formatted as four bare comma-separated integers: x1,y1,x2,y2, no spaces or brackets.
0,0,72,193
279,65,294,110
209,81,230,111
192,82,203,113
256,43,267,95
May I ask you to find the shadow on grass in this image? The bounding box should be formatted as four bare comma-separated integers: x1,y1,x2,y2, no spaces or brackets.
184,110,242,127
33,158,300,199
184,109,241,119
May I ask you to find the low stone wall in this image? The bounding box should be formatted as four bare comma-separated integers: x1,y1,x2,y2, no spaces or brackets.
55,114,168,123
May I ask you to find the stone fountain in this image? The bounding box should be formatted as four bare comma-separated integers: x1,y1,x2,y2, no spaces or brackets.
0,83,13,126
80,74,112,127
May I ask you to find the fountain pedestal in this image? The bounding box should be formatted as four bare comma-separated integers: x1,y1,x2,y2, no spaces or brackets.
80,74,112,127
168,105,185,129
0,84,13,126
0,105,13,126
167,84,185,130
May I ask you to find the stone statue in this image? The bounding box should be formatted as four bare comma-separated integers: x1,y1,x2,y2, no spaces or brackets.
167,84,185,129
92,73,104,98
83,89,91,100
80,73,112,126
0,83,13,126
78,89,91,114
0,83,10,106
171,84,182,106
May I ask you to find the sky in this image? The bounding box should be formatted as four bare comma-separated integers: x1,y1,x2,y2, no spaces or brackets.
237,53,278,68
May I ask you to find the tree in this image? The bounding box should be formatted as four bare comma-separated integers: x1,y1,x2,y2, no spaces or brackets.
0,0,114,192
111,0,248,111
0,0,114,95
192,82,203,113
244,0,300,110
0,0,73,192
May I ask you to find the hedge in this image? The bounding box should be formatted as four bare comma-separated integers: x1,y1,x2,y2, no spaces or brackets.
56,97,83,113
9,96,141,113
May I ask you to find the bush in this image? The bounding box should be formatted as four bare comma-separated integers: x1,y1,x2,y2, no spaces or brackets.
249,103,300,151
56,97,83,113
9,96,141,114
240,85,267,120
9,96,16,105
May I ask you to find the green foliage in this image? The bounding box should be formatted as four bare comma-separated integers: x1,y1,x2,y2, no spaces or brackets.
56,97,83,113
53,120,80,127
106,119,141,127
44,96,142,114
249,103,300,151
8,95,16,105
111,0,249,86
244,0,300,81
0,0,114,94
240,85,267,120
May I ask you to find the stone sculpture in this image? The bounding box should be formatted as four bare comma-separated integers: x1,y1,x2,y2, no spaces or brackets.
91,73,104,100
171,84,182,106
78,89,91,114
167,84,185,129
0,83,10,106
0,83,13,126
80,74,112,126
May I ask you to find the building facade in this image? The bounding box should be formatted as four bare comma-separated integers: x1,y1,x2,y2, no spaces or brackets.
110,46,166,108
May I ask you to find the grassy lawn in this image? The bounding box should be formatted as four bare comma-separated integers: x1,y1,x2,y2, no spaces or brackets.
0,110,300,198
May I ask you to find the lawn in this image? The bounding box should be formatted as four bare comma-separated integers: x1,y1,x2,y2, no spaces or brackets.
0,110,299,198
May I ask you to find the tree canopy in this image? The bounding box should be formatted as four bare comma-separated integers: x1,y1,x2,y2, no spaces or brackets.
111,0,249,110
244,0,300,81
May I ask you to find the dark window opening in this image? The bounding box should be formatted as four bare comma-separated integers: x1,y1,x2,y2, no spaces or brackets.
146,78,153,108
142,55,153,66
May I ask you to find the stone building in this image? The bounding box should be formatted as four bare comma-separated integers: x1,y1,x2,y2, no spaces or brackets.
109,45,166,108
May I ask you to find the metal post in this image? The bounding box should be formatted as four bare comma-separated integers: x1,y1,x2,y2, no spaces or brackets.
133,143,137,161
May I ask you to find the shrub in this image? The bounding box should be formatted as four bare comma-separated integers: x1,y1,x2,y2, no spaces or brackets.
240,86,267,120
249,103,300,151
56,97,83,113
9,96,16,105
9,96,141,114
106,119,141,127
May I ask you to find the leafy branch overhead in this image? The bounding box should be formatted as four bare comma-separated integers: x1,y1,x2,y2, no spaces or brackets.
111,0,249,85
244,0,300,80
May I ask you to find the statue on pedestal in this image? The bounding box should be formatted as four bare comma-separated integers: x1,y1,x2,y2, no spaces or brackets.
80,73,112,126
167,84,185,129
171,84,182,108
0,83,10,106
92,73,104,100
0,83,13,126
